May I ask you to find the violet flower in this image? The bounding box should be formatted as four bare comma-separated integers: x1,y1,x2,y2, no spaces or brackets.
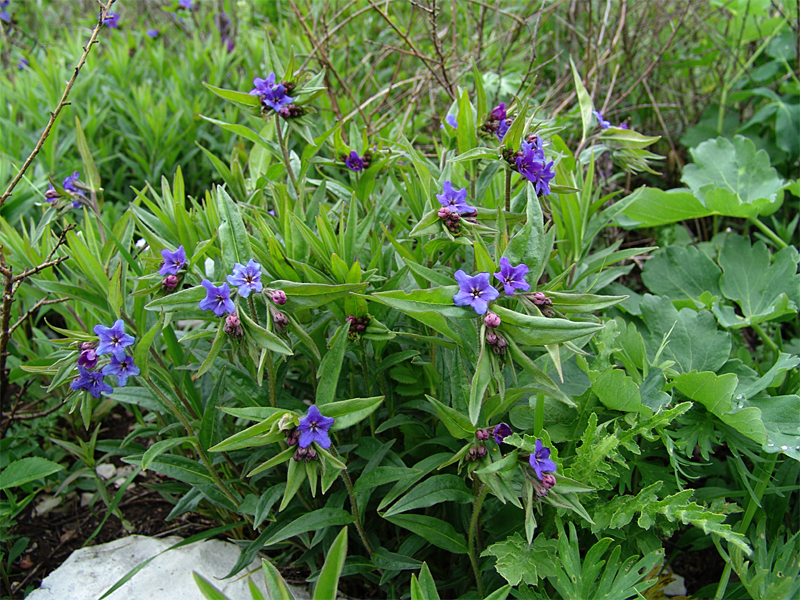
593,110,610,130
44,184,60,204
442,113,458,129
0,1,9,24
178,0,193,9
529,439,557,481
297,405,335,449
102,353,140,387
494,257,530,295
199,280,235,316
619,122,629,130
77,342,98,369
345,151,364,172
436,181,475,214
493,423,512,444
249,73,293,112
515,145,555,196
93,320,135,356
63,171,85,208
159,245,187,276
71,366,113,399
453,271,499,315
17,58,28,70
146,29,159,39
103,12,120,28
491,103,507,121
227,259,263,298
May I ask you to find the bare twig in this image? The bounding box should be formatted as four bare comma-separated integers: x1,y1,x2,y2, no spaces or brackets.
9,297,70,335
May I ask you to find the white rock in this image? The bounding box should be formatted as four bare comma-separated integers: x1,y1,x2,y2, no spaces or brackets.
34,495,62,517
80,492,95,507
96,464,117,480
663,573,687,597
26,535,310,600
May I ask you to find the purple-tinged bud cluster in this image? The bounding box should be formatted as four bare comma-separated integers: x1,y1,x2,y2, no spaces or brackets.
346,314,370,339
476,428,491,441
285,428,301,446
223,313,243,338
271,290,287,305
485,330,508,355
162,275,179,291
78,342,98,369
438,207,462,234
484,311,501,329
250,73,293,113
529,292,552,306
293,446,318,462
278,103,306,120
271,307,289,333
481,102,514,142
466,444,488,462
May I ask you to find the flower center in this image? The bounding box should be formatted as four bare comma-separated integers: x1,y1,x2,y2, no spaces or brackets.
111,336,120,345
309,421,318,431
471,287,482,299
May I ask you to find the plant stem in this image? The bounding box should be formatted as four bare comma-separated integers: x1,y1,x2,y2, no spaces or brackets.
534,392,545,436
468,483,489,597
751,322,778,356
247,295,260,326
340,470,374,555
747,216,787,249
265,352,277,408
275,118,297,189
504,168,512,213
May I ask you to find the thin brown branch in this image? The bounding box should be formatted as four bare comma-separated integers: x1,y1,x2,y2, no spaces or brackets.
9,297,70,335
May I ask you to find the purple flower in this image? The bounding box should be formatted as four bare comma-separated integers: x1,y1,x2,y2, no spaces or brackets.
227,259,263,298
345,151,364,172
271,290,287,305
146,29,159,39
436,181,475,214
494,257,530,295
178,0,193,9
593,110,610,130
443,113,458,129
515,146,555,196
0,0,9,23
103,12,120,28
297,405,335,449
93,320,135,356
199,280,235,317
77,342,98,369
453,271,499,315
17,58,28,70
496,118,511,142
619,122,629,130
249,73,293,112
162,275,179,291
63,171,86,208
71,366,113,399
159,245,187,276
44,184,60,204
102,352,140,387
493,423,512,444
491,103,507,121
529,439,557,481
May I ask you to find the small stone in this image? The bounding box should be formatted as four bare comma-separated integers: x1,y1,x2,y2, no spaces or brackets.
96,464,117,480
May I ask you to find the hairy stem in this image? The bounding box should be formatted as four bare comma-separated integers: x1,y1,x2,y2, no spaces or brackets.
247,295,260,326
340,470,374,555
468,483,489,597
265,352,277,408
504,168,512,213
275,118,297,189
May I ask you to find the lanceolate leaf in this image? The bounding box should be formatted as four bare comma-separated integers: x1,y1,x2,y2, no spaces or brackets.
384,514,468,554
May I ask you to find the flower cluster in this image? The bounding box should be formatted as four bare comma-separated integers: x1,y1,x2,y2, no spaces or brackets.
223,314,243,338
346,314,370,339
514,139,555,196
250,73,294,113
46,171,86,208
198,259,270,319
485,330,508,355
468,423,512,462
285,406,335,461
481,102,513,141
438,208,462,234
72,320,139,398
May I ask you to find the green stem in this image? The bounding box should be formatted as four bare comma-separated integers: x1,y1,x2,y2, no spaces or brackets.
751,322,778,356
265,352,277,408
247,295,260,326
468,483,489,598
275,117,297,189
534,393,545,436
747,216,787,249
340,470,374,555
504,168,512,213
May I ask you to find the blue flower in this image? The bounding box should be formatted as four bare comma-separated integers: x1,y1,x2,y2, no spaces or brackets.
345,151,364,172
436,181,475,214
592,110,610,130
199,280,235,317
78,343,98,369
297,405,335,449
103,12,120,28
0,0,10,23
71,366,114,399
227,259,263,298
102,352,140,387
178,0,193,9
159,245,187,276
146,29,159,39
249,73,293,112
443,113,458,129
493,423,512,444
453,271,499,315
494,257,530,295
63,171,85,208
515,146,555,196
93,320,135,356
17,58,28,70
529,439,557,481
496,118,511,141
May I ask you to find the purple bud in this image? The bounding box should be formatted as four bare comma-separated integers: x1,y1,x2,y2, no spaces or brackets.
529,292,552,306
271,290,287,305
541,473,556,489
223,313,243,338
476,428,490,441
272,309,289,333
162,274,179,291
485,311,501,328
438,207,451,219
477,446,487,458
293,446,308,461
285,428,300,446
304,448,317,462
77,342,98,369
485,332,498,346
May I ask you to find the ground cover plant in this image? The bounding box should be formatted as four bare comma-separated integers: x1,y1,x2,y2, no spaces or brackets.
1,1,799,599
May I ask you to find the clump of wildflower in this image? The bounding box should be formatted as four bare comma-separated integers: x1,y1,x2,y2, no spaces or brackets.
485,330,508,355
436,181,475,214
529,439,557,481
494,258,530,295
346,314,370,339
159,246,187,276
102,353,140,387
484,311,501,329
592,110,610,130
250,73,293,113
199,280,235,317
77,342,98,369
270,290,287,306
438,207,462,234
71,366,113,398
297,406,335,449
227,259,263,298
162,275,179,291
223,313,243,338
94,320,135,356
103,12,120,28
453,271,499,315
514,141,555,196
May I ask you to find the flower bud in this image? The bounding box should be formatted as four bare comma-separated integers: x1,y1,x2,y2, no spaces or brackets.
485,332,498,346
162,274,179,291
271,308,289,333
476,428,490,441
304,448,317,462
438,207,451,219
484,311,501,329
529,292,552,306
293,446,308,461
541,473,556,489
476,445,487,458
284,428,300,446
223,313,243,338
467,446,479,461
271,290,287,305
77,342,98,369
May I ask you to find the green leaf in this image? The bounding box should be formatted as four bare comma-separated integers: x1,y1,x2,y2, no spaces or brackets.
415,562,440,600
469,341,492,425
261,559,296,600
316,324,348,405
492,305,603,346
313,527,347,600
108,262,123,319
216,187,252,272
426,395,475,439
193,325,227,380
743,394,800,461
383,474,473,517
641,245,722,305
142,437,194,471
370,287,475,319
503,184,548,285
713,235,799,328
384,514,468,554
569,57,593,141
324,396,383,431
594,368,648,415
638,295,731,374
145,285,206,312
271,281,367,311
0,457,64,490
75,116,101,191
123,454,214,486
598,127,661,149
193,573,230,600
546,291,627,314
263,508,354,547
240,309,293,355
482,532,558,587
202,82,261,108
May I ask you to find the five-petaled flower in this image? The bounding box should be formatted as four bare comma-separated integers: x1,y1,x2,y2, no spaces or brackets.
453,271,499,315
103,12,120,28
529,439,557,481
345,151,364,172
102,353,140,387
71,366,113,399
592,110,610,130
494,257,530,295
199,280,236,317
515,142,555,196
436,181,476,214
493,423,512,444
227,259,263,298
249,73,293,112
159,245,186,276
297,405,335,449
94,320,135,356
